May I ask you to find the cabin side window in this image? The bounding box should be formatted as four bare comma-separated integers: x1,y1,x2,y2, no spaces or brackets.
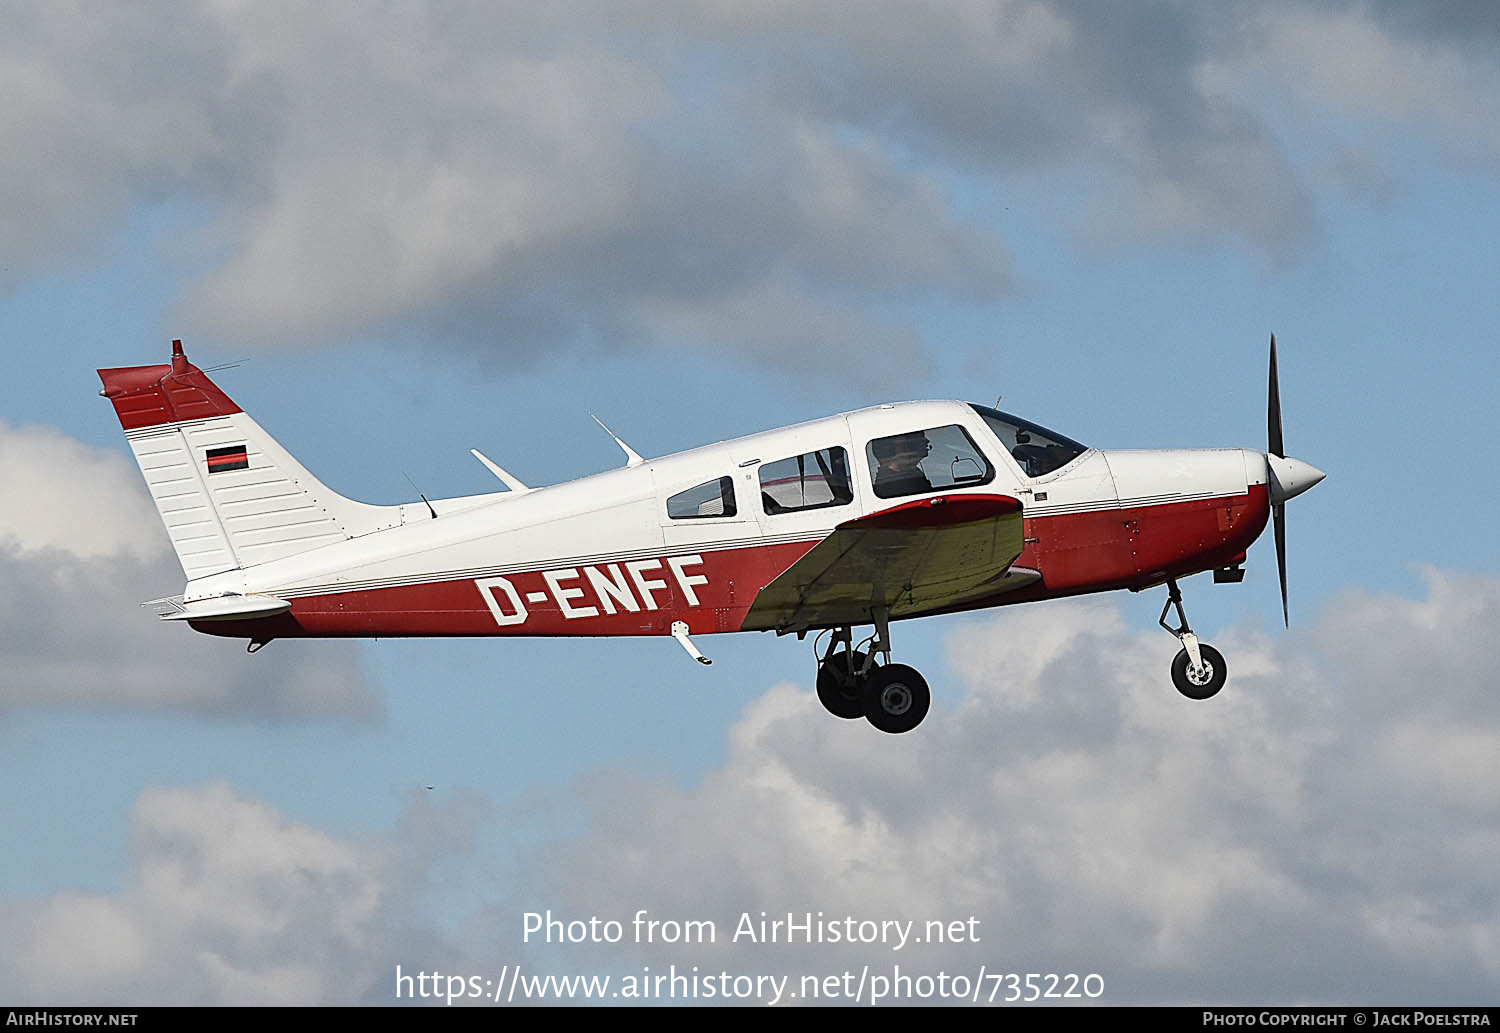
759,447,853,514
667,476,737,519
866,424,994,500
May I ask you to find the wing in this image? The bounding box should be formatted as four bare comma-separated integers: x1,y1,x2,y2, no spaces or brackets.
742,493,1035,633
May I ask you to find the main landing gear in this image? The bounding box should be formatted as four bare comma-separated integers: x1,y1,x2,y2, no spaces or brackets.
809,582,1228,727
813,610,931,733
1159,578,1227,700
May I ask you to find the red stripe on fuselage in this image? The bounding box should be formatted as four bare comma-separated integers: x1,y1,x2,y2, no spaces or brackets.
941,482,1270,616
190,486,1270,641
192,540,824,640
1020,483,1269,593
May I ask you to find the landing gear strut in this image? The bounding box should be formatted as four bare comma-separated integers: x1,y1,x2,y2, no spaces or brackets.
813,609,931,733
815,627,876,720
1159,578,1227,699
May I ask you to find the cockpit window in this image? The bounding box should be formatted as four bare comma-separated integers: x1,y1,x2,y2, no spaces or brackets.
867,424,994,499
759,447,853,514
667,476,737,519
970,404,1088,477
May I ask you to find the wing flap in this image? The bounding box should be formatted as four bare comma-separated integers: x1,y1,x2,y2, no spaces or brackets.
743,494,1029,632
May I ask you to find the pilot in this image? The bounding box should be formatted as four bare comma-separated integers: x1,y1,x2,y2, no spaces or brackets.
872,431,934,497
1011,428,1067,477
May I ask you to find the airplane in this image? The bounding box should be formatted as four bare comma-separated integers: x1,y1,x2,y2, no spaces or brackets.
97,338,1324,734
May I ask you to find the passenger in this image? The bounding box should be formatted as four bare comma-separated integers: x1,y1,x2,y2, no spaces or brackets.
872,432,934,497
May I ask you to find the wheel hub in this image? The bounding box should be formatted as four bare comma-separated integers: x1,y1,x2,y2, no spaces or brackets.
1186,660,1214,686
880,683,912,716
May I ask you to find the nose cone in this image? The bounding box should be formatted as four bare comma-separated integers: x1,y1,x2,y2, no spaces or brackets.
1267,455,1326,504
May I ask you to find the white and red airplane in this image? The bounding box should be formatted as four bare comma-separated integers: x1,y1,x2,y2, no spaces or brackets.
98,338,1323,733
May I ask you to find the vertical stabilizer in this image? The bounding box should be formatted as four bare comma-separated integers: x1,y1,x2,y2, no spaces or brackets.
98,341,405,579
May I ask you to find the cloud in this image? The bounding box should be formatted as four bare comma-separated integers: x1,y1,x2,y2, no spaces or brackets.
169,4,1012,373
0,419,166,561
1,783,396,1004
4,571,1497,1004
1196,2,1500,194
0,1,271,274
11,3,1499,368
540,573,1500,1004
0,421,379,719
0,782,507,1006
0,779,546,1006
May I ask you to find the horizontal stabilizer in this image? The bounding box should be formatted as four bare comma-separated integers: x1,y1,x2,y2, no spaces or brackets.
148,593,293,622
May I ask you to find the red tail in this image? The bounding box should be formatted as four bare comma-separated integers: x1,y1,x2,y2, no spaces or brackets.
97,340,241,431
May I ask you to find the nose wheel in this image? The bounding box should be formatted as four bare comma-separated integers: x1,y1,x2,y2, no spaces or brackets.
1160,578,1227,699
812,612,931,733
1170,642,1227,699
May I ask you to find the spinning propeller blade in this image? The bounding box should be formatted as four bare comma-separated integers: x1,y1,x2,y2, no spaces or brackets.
1268,334,1284,461
1273,498,1288,628
1269,335,1288,627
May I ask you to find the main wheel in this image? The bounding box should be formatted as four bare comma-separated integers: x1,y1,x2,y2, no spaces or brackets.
816,649,877,719
863,663,931,733
1171,644,1227,700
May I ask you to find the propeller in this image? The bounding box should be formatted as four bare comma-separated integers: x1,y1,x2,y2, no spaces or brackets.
1269,334,1288,627
1263,333,1326,628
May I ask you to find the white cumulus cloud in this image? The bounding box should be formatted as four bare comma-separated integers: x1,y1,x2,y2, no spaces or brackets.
539,574,1500,1003
0,421,379,719
4,572,1497,1004
11,3,1499,367
2,783,387,1004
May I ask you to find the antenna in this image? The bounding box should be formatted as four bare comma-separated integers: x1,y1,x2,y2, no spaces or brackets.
470,449,531,494
589,413,645,467
402,472,438,519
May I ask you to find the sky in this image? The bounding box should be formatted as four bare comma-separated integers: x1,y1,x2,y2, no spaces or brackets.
2,0,1498,1007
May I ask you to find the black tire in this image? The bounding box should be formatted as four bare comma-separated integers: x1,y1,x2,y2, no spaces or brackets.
1171,644,1227,700
863,663,931,734
816,649,876,719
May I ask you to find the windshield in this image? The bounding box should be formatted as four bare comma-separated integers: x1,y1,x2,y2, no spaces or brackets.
969,404,1088,478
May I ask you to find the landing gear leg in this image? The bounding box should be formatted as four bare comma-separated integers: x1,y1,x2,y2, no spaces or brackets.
811,612,932,732
861,607,930,734
815,626,876,719
1159,579,1227,700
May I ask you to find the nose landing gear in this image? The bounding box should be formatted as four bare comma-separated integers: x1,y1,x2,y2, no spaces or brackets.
1159,578,1227,699
813,609,931,733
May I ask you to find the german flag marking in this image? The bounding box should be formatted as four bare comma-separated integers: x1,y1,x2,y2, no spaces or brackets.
206,445,249,473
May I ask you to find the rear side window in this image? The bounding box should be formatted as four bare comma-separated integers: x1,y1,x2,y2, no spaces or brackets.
759,447,853,514
667,477,737,519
